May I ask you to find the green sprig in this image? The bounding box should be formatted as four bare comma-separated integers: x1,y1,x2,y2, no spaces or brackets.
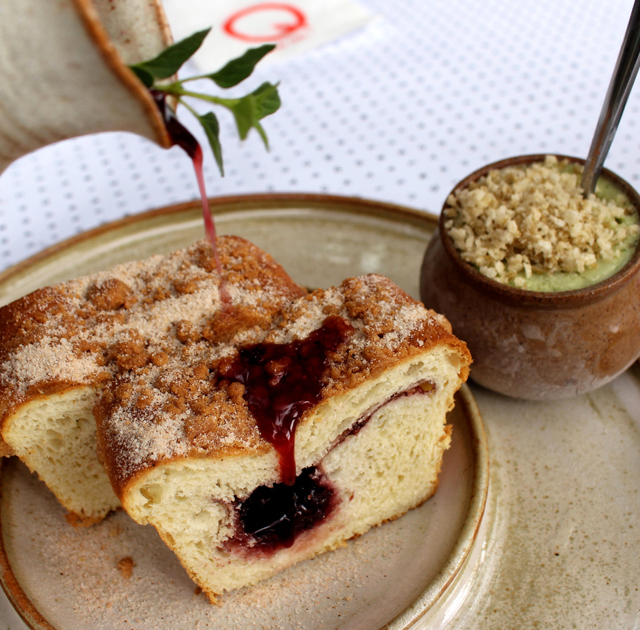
129,29,279,175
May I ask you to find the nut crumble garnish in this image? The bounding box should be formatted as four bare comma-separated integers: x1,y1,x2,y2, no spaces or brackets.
444,155,640,287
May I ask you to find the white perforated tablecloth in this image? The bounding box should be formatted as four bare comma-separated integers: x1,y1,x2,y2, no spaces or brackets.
0,0,638,270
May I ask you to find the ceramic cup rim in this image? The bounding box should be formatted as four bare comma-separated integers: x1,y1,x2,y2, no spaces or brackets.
438,154,640,308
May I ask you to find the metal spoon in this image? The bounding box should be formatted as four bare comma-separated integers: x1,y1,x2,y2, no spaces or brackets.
582,0,640,196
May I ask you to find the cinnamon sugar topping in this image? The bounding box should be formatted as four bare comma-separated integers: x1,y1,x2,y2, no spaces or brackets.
0,236,305,414
93,273,460,494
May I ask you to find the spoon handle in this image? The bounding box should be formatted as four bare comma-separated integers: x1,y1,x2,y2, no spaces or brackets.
582,0,640,196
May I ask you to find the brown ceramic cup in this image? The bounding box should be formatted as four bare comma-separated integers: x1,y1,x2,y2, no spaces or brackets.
420,154,640,400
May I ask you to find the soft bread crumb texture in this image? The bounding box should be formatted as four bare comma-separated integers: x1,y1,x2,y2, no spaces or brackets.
92,273,471,598
0,236,306,520
5,386,121,520
445,155,640,286
133,386,456,600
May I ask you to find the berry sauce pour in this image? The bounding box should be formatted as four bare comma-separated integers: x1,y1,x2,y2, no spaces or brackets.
151,91,229,301
223,316,354,487
149,95,360,549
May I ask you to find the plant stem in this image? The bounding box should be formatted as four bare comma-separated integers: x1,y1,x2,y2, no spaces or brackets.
178,100,200,118
153,84,238,107
177,74,215,84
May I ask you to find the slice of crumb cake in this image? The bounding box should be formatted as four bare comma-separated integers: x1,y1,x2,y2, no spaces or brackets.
0,237,306,522
94,274,471,599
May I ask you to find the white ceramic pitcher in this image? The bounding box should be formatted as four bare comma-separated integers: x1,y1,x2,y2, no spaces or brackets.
0,0,174,175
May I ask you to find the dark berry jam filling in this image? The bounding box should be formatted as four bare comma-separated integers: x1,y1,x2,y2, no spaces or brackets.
226,380,435,555
222,316,354,486
151,90,200,160
230,466,337,552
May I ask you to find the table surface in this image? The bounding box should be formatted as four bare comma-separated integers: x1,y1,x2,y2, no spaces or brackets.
1,0,639,271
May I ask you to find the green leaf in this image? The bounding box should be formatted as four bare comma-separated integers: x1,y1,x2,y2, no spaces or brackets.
206,45,276,88
130,28,211,81
251,82,281,119
217,82,280,148
252,120,269,148
129,65,154,88
129,34,280,169
197,112,224,176
228,97,257,141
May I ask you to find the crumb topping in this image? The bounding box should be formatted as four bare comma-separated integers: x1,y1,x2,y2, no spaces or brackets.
445,155,640,286
0,236,306,419
93,273,465,494
116,556,135,579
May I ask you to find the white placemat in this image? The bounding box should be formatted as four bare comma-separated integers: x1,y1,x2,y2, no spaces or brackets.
0,0,637,271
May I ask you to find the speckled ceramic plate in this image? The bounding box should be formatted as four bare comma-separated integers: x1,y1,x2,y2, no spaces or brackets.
0,195,490,630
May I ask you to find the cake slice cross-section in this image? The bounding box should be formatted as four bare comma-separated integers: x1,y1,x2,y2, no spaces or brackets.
94,273,472,599
0,237,306,522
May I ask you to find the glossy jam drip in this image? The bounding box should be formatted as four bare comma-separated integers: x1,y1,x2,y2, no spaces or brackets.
151,91,228,301
235,466,336,550
223,316,354,485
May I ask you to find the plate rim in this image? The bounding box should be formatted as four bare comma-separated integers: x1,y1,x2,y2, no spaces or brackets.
0,193,489,630
0,193,438,288
0,458,57,630
386,384,489,629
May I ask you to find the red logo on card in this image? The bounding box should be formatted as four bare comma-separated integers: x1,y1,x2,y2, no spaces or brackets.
223,3,308,43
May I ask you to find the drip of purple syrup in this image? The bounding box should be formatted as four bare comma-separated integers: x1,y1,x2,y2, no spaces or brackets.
151,94,358,547
223,316,355,486
151,91,227,293
229,382,433,549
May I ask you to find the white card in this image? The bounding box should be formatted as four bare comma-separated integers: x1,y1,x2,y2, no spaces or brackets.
161,0,374,70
